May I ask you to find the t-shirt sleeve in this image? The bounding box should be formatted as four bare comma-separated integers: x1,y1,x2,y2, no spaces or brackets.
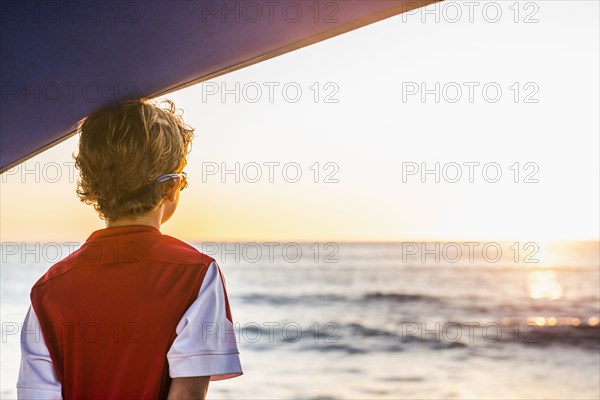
167,261,243,381
17,305,62,399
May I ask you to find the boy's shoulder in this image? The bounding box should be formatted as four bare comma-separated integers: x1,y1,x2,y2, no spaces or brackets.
155,233,215,265
32,232,215,289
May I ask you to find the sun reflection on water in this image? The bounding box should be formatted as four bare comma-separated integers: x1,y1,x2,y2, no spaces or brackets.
528,269,563,300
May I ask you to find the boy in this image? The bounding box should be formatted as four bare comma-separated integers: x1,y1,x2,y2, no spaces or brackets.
17,99,242,399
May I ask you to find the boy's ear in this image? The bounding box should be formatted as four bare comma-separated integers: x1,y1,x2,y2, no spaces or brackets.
165,182,179,203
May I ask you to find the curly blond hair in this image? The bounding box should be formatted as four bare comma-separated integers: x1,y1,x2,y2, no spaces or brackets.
74,98,194,221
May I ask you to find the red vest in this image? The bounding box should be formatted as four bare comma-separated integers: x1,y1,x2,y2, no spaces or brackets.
31,225,215,399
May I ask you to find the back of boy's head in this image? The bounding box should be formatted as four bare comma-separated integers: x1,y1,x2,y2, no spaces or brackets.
74,98,194,221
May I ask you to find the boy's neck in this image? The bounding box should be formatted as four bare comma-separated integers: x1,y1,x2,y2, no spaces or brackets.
105,208,162,231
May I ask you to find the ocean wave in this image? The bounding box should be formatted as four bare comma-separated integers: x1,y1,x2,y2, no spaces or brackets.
364,292,440,303
302,342,368,354
332,322,468,351
498,324,600,350
347,322,396,338
237,293,347,305
236,291,442,305
237,320,600,355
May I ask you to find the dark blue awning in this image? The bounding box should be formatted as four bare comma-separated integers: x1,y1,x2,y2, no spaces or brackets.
0,0,436,173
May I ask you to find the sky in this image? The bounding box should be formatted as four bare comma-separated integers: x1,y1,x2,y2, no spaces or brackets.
1,0,599,243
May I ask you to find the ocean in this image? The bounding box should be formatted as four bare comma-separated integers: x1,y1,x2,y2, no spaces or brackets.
1,241,599,399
